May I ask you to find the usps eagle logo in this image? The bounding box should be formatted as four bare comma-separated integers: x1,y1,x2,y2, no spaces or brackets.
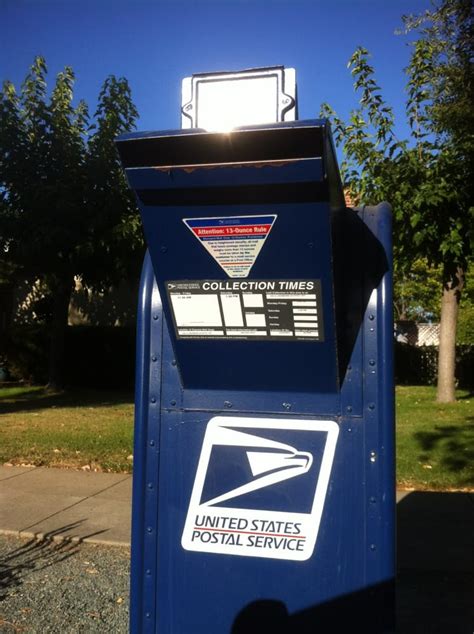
182,416,339,561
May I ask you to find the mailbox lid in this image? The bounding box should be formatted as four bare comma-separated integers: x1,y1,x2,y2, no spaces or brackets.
116,119,327,169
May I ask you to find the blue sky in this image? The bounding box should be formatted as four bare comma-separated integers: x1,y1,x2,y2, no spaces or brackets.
1,0,433,140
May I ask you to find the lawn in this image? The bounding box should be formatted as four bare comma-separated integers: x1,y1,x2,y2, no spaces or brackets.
0,385,472,488
0,387,134,472
396,385,473,490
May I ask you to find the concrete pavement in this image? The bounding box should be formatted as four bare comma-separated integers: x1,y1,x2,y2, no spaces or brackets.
0,465,131,546
0,466,473,576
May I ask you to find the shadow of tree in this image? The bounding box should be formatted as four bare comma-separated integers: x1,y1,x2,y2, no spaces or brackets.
456,391,474,400
0,530,78,604
0,388,133,416
0,521,108,604
414,419,474,486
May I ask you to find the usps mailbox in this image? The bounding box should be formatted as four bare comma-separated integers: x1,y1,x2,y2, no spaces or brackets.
117,114,394,632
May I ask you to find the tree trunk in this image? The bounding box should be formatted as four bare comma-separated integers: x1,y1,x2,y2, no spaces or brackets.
436,267,464,403
47,278,73,391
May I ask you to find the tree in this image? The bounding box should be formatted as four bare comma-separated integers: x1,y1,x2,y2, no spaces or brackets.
394,258,442,322
321,0,473,402
401,0,473,400
0,58,143,389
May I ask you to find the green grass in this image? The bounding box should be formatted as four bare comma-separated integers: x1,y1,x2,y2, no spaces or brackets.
0,387,134,472
0,385,473,488
396,386,473,490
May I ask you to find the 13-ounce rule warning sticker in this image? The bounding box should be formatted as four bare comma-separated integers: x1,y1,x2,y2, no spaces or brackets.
181,416,339,561
166,279,324,341
183,215,276,278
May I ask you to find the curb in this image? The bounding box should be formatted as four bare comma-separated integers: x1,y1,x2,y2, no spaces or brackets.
0,528,130,549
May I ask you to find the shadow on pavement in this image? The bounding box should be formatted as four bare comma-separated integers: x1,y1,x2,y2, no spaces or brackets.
396,491,474,633
396,569,473,634
397,490,474,572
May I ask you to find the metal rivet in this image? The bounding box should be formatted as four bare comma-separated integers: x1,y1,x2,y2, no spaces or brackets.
146,569,151,576
307,242,314,248
153,315,159,320
368,403,375,411
347,427,352,433
346,405,353,413
171,359,177,366
368,314,375,321
149,440,155,447
224,401,232,408
170,400,176,406
160,246,167,253
150,397,156,404
347,365,352,371
370,451,377,463
282,402,292,411
370,497,376,504
147,483,153,490
145,612,151,619
147,527,153,533
370,327,375,332
369,359,376,366
370,544,376,551
151,356,157,362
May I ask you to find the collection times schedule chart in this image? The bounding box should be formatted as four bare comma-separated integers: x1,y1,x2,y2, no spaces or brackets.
166,280,324,341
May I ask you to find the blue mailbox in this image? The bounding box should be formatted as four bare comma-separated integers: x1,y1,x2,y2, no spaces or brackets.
116,118,395,633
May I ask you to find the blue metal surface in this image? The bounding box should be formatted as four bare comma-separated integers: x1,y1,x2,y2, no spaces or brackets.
145,203,338,393
359,203,395,589
130,252,163,633
126,160,324,192
122,121,395,633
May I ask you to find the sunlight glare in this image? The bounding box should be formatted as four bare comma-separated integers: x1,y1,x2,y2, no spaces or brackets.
196,76,279,132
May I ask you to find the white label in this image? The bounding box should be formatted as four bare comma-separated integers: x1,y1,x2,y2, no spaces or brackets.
166,280,324,341
183,215,277,278
220,294,244,327
243,294,264,308
182,416,339,561
170,294,222,327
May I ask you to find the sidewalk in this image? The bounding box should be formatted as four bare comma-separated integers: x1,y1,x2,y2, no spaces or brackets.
0,465,473,575
0,465,131,546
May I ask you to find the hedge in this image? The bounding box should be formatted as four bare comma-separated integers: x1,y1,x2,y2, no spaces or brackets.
395,342,473,389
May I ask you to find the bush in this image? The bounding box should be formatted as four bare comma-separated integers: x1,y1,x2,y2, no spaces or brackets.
64,326,135,388
457,305,474,344
3,325,49,383
4,325,135,389
395,342,474,389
